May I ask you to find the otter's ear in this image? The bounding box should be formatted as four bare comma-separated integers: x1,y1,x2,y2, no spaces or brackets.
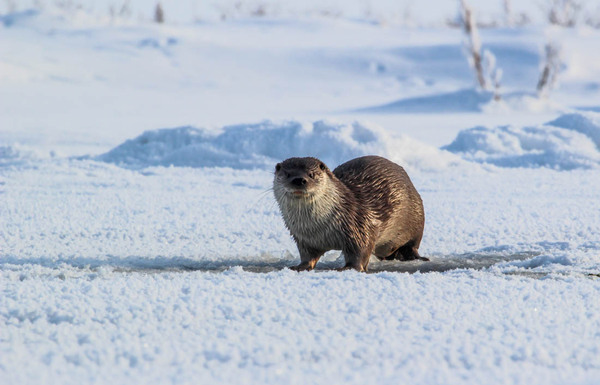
275,163,281,172
319,163,326,171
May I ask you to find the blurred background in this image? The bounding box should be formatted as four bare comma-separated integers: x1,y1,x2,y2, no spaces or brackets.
2,0,600,160
2,0,598,26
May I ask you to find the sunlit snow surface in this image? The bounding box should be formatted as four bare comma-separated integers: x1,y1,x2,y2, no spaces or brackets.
1,6,600,385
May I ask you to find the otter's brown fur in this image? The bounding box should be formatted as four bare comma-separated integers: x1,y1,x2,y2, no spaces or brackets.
273,155,426,272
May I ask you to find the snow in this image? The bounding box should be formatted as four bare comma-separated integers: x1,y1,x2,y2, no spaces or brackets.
360,88,495,113
443,111,600,169
2,3,600,385
3,269,600,385
96,120,461,171
94,111,600,173
0,0,570,26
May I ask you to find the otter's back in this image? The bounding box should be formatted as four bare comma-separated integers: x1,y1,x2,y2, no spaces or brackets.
333,156,418,204
333,155,424,255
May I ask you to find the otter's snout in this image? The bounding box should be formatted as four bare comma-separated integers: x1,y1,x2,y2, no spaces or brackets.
290,177,307,187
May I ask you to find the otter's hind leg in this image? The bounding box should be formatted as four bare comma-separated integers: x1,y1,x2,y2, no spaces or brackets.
338,243,374,272
385,241,429,262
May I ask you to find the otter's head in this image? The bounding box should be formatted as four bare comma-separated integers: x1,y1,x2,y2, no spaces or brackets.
273,157,332,202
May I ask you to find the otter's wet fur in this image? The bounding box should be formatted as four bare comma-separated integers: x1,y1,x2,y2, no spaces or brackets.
273,155,426,272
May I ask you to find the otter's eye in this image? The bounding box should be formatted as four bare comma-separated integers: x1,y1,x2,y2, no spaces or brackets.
308,172,315,179
319,163,326,171
275,164,281,172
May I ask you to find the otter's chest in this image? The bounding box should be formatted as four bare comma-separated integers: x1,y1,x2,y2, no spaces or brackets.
281,204,344,251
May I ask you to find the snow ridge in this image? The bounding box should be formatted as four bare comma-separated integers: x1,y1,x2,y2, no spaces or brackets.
96,120,460,171
443,111,600,170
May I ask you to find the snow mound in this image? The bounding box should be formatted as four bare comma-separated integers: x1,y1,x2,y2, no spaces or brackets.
548,113,600,146
443,112,600,170
358,89,494,114
97,120,461,171
0,146,22,165
0,145,38,167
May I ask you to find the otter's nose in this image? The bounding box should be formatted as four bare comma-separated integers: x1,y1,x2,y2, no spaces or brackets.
290,177,307,187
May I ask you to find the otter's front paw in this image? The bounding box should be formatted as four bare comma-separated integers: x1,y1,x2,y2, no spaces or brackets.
290,262,314,272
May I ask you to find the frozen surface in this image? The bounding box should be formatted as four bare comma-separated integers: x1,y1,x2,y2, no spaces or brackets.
2,4,600,385
2,156,600,385
3,269,600,385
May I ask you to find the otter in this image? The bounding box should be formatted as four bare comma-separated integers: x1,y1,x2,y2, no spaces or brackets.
273,155,426,272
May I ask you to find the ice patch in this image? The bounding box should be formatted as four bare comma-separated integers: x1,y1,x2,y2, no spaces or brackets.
96,120,461,171
489,250,600,276
498,254,574,270
443,111,600,170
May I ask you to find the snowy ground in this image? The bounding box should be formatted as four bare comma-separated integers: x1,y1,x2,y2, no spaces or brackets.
2,3,600,385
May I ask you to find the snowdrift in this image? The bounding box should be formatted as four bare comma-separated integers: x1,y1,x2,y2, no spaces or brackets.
443,112,600,170
97,120,461,171
97,112,600,172
0,145,39,167
0,146,23,166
